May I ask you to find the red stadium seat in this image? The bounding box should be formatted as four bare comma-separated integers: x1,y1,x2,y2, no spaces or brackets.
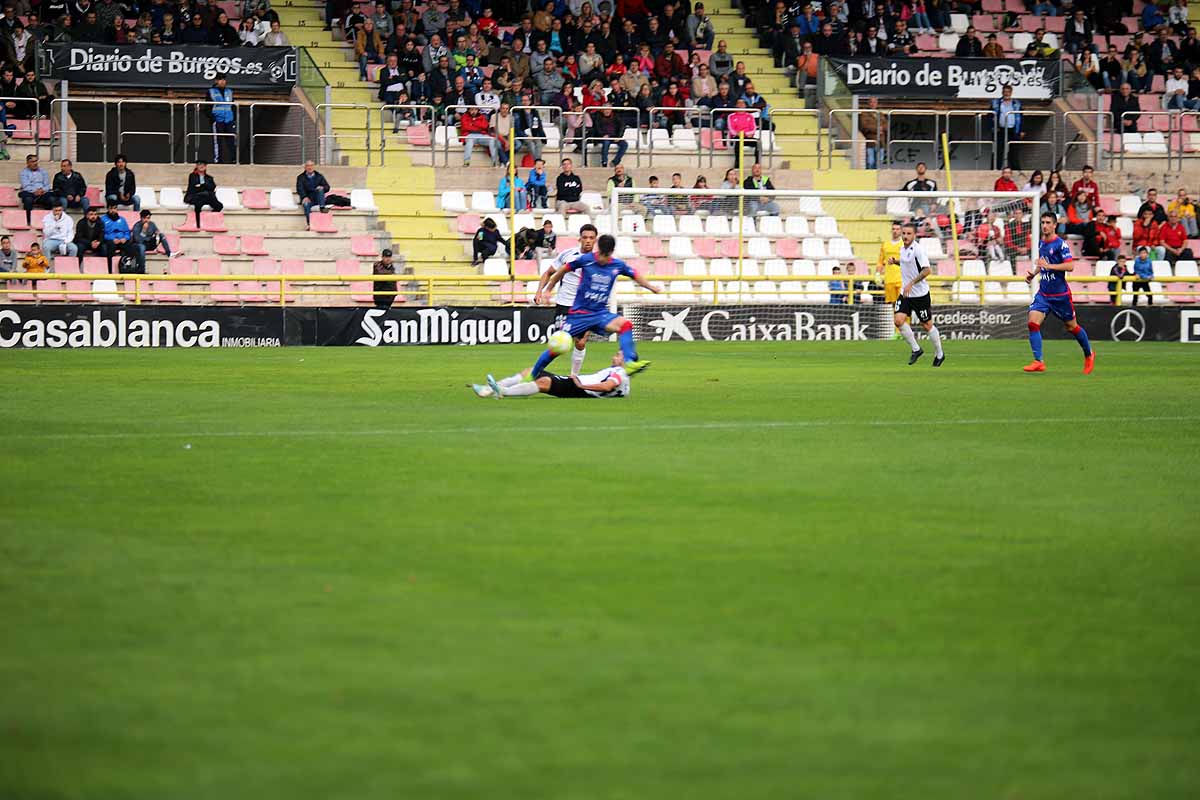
241,234,269,255
351,235,378,256
154,280,183,303
241,189,269,209
213,235,241,256
639,237,666,258
200,211,227,232
0,186,17,206
2,209,29,230
335,258,362,275
308,212,338,233
252,258,278,276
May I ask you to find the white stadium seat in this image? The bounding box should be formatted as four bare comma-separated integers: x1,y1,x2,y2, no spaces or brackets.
159,187,188,209
679,215,705,235
614,236,637,258
567,214,591,234
740,259,761,278
705,215,731,236
792,259,817,276
216,187,242,210
747,238,773,259
351,189,378,210
919,237,944,259
667,280,695,301
784,216,810,237
962,259,987,277
1118,195,1142,216
798,197,824,216
668,236,695,258
814,216,839,237
757,216,784,236
138,188,159,210
886,196,911,216
828,238,854,259
763,258,789,277
441,191,468,212
652,215,678,236
816,259,839,276
988,260,1014,276
753,280,779,302
481,258,508,276
1152,260,1173,279
682,258,707,276
269,188,298,210
805,280,830,304
1174,260,1199,278
470,191,498,212
621,214,646,234
801,238,826,259
710,258,734,277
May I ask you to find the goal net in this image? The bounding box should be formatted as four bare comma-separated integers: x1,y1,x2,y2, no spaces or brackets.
604,187,1041,317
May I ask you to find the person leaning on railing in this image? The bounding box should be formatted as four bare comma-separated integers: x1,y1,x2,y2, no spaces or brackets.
372,248,397,309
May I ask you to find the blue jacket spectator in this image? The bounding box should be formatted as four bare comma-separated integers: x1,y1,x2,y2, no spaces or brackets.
207,76,236,164
990,95,1023,135
100,205,135,274
1142,4,1167,31
496,173,527,211
1132,251,1154,280
526,162,548,208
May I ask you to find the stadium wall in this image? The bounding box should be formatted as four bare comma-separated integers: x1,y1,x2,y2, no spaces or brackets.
2,305,1197,348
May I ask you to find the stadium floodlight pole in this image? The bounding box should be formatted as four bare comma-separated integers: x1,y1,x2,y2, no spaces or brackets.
940,132,962,282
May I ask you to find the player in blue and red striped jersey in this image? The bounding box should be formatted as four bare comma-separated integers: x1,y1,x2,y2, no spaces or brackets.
1023,211,1096,374
521,234,661,379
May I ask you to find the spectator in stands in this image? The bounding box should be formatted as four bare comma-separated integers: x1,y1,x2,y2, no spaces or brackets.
296,160,331,229
1122,48,1153,93
72,206,104,267
371,248,397,309
474,76,500,113
554,158,589,213
343,2,367,41
743,162,779,216
471,217,506,265
1132,208,1163,260
1112,81,1144,133
1130,246,1154,305
356,19,385,80
1169,188,1198,237
1165,65,1199,110
1024,29,1056,59
131,209,173,271
1066,190,1094,236
901,162,937,193
1143,3,1168,39
19,154,52,226
1099,45,1125,92
1160,210,1194,265
590,107,628,167
183,160,223,229
692,62,717,101
606,162,633,205
1149,28,1180,77
1022,169,1046,197
458,105,498,166
263,18,286,45
1139,188,1168,223
100,201,135,273
207,74,236,164
51,158,88,214
859,97,887,169
1086,210,1121,260
210,11,239,47
709,39,733,80
104,154,139,212
994,167,1018,193
1108,254,1129,304
686,3,714,50
42,201,77,260
982,33,1004,58
992,84,1023,169
527,158,548,208
1063,9,1094,56
533,219,556,258
955,26,983,58
0,235,13,277
1180,27,1200,66
534,56,565,102
1044,190,1068,234
512,105,546,163
4,20,34,73
640,175,670,217
1044,169,1066,201
21,241,49,279
887,19,917,57
829,266,847,304
369,1,391,38
496,170,526,211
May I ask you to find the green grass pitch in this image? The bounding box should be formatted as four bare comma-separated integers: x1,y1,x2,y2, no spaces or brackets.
2,340,1199,799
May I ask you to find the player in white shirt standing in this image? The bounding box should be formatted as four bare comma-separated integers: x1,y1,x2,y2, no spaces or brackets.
894,221,945,366
533,223,597,376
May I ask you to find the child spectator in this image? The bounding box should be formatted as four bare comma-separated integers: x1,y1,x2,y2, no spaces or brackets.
1108,253,1128,305
1130,246,1154,305
527,158,548,208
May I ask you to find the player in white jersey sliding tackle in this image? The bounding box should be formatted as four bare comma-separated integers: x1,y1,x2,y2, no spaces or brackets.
893,221,946,366
534,224,597,376
471,351,631,399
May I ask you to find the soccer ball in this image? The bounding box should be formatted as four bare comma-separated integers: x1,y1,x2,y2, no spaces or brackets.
548,330,573,356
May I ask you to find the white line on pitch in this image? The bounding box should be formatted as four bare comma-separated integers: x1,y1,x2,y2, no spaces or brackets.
6,415,1200,442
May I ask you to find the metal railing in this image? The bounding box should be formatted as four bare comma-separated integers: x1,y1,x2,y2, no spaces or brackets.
578,106,642,167
50,97,106,163
827,107,880,170
117,99,174,160
704,107,764,166
946,110,996,171
510,105,566,168
995,109,1057,173
315,102,373,165
183,100,240,165
1118,110,1174,168
647,105,705,163
248,101,310,165
378,103,436,165
1061,108,1107,170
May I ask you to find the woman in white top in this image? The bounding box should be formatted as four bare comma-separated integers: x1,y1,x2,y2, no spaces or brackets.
238,16,261,46
1021,169,1046,198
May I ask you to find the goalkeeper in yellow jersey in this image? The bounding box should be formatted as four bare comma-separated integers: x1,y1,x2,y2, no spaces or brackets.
878,220,903,304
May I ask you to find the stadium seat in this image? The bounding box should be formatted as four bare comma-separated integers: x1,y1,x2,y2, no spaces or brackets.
281,259,305,276
215,188,242,210
1115,216,1134,239
672,128,698,152
747,238,773,259
652,214,678,236
175,215,199,233
682,258,706,276
814,216,839,237
614,236,637,259
805,281,830,304
621,214,646,235
919,237,944,259
167,256,194,275
753,280,779,302
718,239,741,258
640,237,668,259
679,215,704,235
704,215,731,236
470,191,498,212
154,280,182,303
138,188,159,210
2,209,28,230
984,281,1007,303
758,216,784,237
195,257,222,276
763,258,789,277
718,280,747,302
792,259,817,276
335,258,363,276
648,128,672,152
514,259,539,277
200,212,227,232
581,192,605,211
12,231,35,251
775,239,800,259
1174,260,1199,278
212,235,240,255
567,214,591,235
886,196,912,216
784,216,810,237
779,280,804,300
710,258,734,277
269,188,298,211
740,259,761,278
828,238,854,259
482,258,508,276
955,281,980,303
1143,132,1168,154
652,259,679,277
801,238,826,259
667,280,694,301
350,236,377,257
308,213,338,234
542,214,566,232
0,186,17,206
241,189,269,209
799,197,824,216
241,235,269,256
987,260,1014,276
252,258,278,276
158,188,187,209
668,236,695,259
1117,195,1141,217
693,238,719,258
350,189,378,211
441,191,468,212
962,259,987,277
1152,260,1173,279
816,259,839,276
938,32,959,52
738,217,758,236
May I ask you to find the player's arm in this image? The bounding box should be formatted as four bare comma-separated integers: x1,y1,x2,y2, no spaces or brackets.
534,265,556,304
621,263,662,293
572,375,619,391
542,262,574,295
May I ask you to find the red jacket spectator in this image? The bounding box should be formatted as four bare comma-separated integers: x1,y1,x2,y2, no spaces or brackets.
1160,219,1188,249
1070,175,1100,208
654,50,686,82
1132,218,1161,248
1067,201,1093,226
458,109,491,141
1095,220,1121,251
994,175,1019,192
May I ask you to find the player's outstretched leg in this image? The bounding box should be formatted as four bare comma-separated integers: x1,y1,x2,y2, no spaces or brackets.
923,322,945,367
529,348,558,378
1067,321,1095,374
608,317,651,375
470,382,494,398
1024,315,1046,372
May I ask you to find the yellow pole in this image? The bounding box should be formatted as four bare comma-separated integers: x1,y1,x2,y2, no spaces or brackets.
737,132,745,305
941,133,962,294
508,125,516,303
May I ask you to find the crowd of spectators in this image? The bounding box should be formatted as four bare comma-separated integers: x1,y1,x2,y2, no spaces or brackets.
0,0,289,47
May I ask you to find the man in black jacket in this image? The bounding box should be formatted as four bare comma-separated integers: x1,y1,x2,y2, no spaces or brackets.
589,108,627,168
72,206,105,267
295,160,331,228
554,158,589,214
1110,82,1141,132
104,154,140,211
183,160,224,228
52,158,89,213
1062,9,1094,56
955,26,983,58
